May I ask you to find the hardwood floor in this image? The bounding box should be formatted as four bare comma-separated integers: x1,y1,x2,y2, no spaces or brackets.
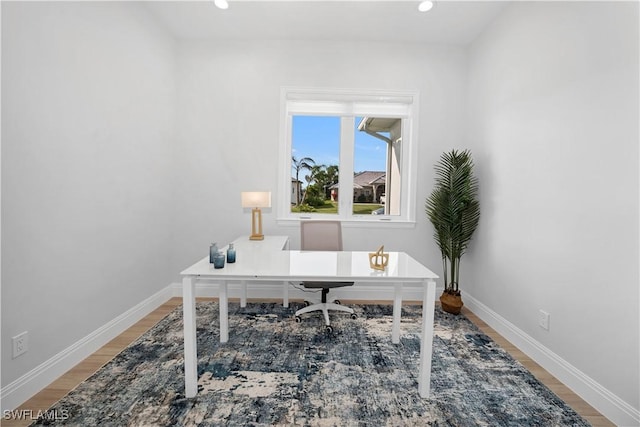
461,307,614,427
2,297,614,427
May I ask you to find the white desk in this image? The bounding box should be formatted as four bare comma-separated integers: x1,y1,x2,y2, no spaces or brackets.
222,236,290,308
181,235,438,399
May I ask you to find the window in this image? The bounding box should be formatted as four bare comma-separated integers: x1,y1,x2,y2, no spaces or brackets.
278,88,419,226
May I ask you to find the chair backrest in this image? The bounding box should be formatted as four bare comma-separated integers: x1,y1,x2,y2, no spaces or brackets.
300,220,343,251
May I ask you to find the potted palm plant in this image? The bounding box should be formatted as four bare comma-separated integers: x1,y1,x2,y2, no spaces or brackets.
425,149,480,314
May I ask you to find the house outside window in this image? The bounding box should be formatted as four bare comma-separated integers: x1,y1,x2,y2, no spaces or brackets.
277,87,419,226
333,171,385,204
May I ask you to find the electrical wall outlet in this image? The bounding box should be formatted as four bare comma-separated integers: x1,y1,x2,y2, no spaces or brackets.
538,310,550,331
12,331,28,358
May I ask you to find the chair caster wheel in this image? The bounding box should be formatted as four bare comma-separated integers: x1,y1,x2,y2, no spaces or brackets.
303,301,310,307
334,300,341,305
325,325,334,334
295,316,302,323
350,313,358,320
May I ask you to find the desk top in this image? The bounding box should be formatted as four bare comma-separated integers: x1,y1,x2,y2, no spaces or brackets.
222,235,290,251
182,235,438,283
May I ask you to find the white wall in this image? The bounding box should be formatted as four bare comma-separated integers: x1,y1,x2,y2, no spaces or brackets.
171,40,468,278
1,2,176,387
3,1,638,423
465,1,639,421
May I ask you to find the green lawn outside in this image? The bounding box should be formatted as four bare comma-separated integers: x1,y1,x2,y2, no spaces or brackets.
291,202,382,215
353,203,383,214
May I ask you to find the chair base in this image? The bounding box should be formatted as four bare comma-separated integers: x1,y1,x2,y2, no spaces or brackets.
295,302,355,326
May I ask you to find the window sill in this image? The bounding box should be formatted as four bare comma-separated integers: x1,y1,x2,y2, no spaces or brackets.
276,217,417,229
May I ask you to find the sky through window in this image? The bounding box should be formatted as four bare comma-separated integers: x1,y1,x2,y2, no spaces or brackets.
292,116,387,173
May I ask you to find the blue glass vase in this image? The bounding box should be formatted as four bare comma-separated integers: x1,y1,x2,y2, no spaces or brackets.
226,243,236,263
209,243,218,264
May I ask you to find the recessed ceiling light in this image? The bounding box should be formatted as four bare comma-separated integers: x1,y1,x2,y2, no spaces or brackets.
418,1,434,12
214,0,229,10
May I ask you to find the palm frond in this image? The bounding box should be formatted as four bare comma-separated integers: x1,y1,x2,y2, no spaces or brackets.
425,149,480,292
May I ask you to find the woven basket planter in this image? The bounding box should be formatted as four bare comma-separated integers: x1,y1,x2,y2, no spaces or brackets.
440,291,463,315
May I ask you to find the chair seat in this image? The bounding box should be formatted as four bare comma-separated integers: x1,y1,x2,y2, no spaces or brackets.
302,281,354,289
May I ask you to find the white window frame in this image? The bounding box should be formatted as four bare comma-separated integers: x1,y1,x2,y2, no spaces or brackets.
277,87,420,227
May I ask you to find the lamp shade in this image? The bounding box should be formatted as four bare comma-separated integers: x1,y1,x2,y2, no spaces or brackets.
241,191,271,208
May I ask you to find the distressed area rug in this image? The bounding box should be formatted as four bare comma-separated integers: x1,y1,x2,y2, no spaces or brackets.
33,302,590,426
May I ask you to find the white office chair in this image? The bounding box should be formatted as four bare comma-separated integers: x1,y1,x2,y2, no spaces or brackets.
294,220,356,333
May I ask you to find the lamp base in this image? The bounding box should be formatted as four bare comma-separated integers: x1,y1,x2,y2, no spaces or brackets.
249,208,264,241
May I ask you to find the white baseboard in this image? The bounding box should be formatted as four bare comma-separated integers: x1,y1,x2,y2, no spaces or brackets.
0,286,174,413
463,292,640,427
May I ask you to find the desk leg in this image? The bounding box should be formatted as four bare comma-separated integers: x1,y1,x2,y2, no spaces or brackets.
283,281,289,308
240,280,247,308
220,280,229,343
182,276,198,398
418,279,436,398
392,282,402,344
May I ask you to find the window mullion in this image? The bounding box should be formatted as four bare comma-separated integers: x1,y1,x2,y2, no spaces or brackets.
339,116,355,219
279,112,294,219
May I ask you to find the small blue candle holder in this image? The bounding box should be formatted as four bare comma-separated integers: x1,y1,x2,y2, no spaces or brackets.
209,243,218,264
213,252,225,269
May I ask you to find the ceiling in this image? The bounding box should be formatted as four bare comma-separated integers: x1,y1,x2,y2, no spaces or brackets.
144,1,508,45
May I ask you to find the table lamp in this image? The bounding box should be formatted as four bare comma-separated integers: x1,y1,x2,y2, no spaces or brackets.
241,191,271,240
